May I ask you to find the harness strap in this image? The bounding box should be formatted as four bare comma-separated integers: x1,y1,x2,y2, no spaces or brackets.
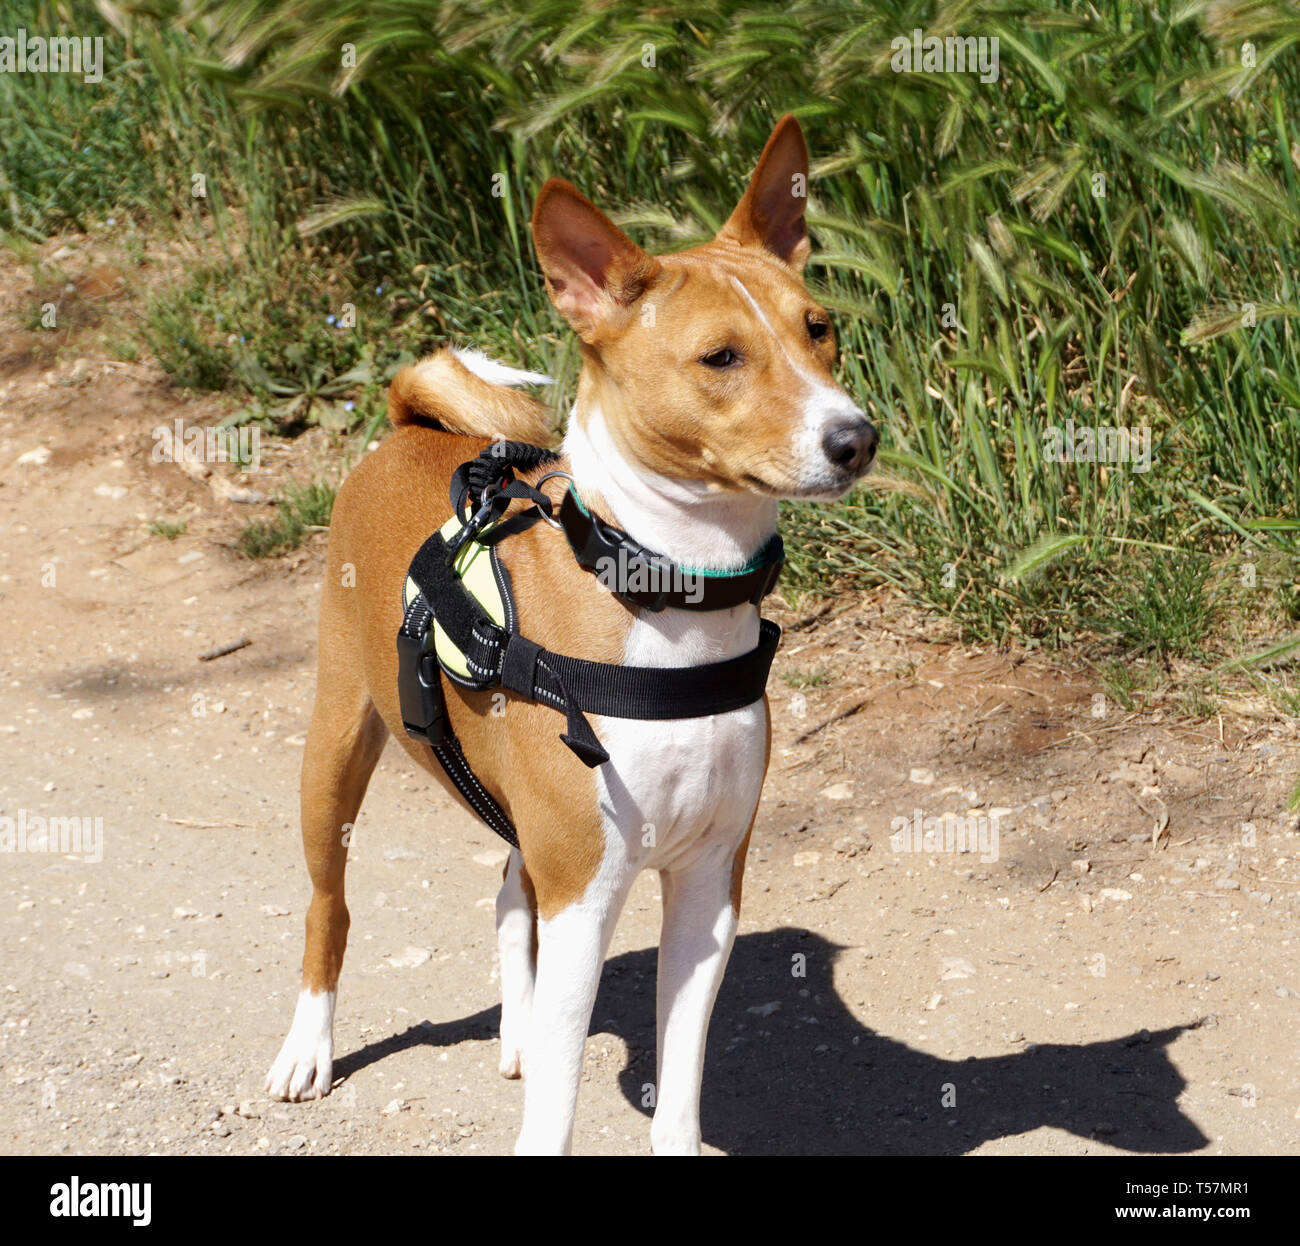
406,529,781,772
463,616,782,722
397,591,520,848
395,439,784,849
431,735,520,849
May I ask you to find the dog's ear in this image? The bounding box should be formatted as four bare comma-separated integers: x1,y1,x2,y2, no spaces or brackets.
532,180,660,341
716,114,810,271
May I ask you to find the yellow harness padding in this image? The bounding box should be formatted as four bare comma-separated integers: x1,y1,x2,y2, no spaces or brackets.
402,511,506,680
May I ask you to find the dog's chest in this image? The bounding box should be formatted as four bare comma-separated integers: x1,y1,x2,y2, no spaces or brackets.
593,610,769,867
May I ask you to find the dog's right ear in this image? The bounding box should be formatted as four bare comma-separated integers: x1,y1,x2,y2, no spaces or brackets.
532,179,660,342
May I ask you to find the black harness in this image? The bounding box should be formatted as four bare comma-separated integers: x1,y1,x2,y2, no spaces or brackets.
395,442,784,848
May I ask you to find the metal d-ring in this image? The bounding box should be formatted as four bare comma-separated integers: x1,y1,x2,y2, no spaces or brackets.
533,469,574,530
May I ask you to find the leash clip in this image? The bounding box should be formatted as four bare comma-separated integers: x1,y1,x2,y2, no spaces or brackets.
444,488,502,564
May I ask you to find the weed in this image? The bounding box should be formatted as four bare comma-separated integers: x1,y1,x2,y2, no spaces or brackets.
782,668,830,690
236,480,336,559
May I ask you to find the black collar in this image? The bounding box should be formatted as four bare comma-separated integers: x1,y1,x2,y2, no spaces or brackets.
557,485,783,612
448,441,784,613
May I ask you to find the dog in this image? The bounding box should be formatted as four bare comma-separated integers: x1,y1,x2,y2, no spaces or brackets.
265,114,878,1154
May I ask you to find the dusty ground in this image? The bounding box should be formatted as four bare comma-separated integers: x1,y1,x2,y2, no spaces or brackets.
2,238,1299,1156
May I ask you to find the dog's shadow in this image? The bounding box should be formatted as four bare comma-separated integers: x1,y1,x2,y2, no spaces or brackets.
334,927,1209,1155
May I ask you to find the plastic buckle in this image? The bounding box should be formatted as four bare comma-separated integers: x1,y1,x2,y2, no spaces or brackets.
636,569,672,613
397,629,447,746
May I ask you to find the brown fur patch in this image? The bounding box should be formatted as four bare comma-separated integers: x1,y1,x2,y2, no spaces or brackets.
321,426,633,920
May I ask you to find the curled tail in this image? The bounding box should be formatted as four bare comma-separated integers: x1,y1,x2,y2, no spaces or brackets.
387,347,555,445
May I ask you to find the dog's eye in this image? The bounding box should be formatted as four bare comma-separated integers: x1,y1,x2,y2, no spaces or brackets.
700,347,738,368
807,316,831,342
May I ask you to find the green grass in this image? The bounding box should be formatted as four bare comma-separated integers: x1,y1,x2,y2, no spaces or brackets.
3,0,1299,674
1096,658,1142,713
149,518,188,540
236,480,337,559
1086,551,1220,660
144,292,231,392
142,259,402,423
781,668,831,689
107,336,141,363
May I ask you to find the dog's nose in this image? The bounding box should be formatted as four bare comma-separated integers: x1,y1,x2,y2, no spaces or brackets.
822,420,878,474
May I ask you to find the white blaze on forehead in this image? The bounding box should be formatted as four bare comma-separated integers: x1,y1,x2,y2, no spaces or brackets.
727,275,866,479
727,275,820,387
726,274,862,413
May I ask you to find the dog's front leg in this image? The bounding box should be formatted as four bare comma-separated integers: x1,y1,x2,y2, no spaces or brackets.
650,839,747,1156
514,867,631,1155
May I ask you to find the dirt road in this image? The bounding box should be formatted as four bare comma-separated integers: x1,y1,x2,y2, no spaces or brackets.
2,249,1299,1156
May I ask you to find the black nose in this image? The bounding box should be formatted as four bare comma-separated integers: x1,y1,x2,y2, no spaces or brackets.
822,420,878,474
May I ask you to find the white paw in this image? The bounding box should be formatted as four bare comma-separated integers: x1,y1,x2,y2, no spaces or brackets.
498,1039,524,1080
265,989,335,1101
498,1018,528,1079
650,1121,702,1156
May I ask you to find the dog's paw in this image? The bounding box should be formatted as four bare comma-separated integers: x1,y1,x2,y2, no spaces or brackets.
266,989,335,1101
498,1037,525,1080
266,1041,332,1101
650,1117,702,1156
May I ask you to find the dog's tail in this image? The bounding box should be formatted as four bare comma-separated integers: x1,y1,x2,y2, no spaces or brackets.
387,348,555,445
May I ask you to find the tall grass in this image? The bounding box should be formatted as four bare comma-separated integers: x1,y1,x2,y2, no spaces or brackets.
3,0,1298,653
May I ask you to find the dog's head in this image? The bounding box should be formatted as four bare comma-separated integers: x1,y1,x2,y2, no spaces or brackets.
532,115,877,501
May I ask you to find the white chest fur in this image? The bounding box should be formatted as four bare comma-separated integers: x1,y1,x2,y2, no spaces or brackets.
563,412,776,873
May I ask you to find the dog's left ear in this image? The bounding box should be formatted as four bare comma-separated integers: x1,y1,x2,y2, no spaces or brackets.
716,114,811,271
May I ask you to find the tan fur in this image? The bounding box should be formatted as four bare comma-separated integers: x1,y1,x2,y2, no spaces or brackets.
299,425,634,960
571,242,837,494
388,349,554,445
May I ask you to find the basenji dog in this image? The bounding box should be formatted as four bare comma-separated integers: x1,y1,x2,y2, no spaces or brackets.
265,114,878,1154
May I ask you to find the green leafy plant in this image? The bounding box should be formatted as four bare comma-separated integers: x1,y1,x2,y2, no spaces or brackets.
5,0,1300,659
236,480,336,559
